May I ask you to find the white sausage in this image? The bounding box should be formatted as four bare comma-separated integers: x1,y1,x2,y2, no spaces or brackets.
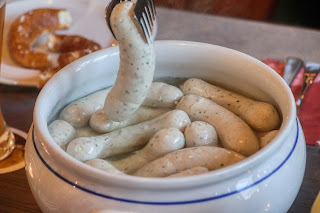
260,130,278,148
67,110,191,162
48,119,76,150
109,128,185,174
184,121,218,147
103,1,155,122
76,126,99,138
176,95,259,156
89,107,170,133
85,159,124,175
142,82,184,108
134,146,245,177
181,78,281,131
166,167,209,178
254,131,269,141
59,88,111,128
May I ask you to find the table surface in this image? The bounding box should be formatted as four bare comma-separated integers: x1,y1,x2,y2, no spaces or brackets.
1,5,320,213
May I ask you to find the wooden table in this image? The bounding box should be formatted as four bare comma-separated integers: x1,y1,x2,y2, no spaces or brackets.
1,6,320,213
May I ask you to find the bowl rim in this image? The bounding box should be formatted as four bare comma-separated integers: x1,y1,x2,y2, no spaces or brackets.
33,40,297,191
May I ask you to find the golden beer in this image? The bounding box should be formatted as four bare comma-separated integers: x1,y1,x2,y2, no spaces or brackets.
0,0,15,160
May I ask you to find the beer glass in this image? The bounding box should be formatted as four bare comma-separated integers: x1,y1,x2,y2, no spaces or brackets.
0,0,16,161
0,109,15,160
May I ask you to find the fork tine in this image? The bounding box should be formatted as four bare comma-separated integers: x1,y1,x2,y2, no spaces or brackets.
133,0,144,23
148,0,156,21
139,12,151,44
142,12,152,43
134,0,156,44
145,0,154,27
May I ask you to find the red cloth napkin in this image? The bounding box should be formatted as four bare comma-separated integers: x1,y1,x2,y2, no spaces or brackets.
264,59,320,146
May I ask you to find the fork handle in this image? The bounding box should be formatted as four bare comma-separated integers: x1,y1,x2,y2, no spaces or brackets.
283,57,304,86
296,73,317,115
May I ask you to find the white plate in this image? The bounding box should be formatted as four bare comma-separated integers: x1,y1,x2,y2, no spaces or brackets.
0,0,114,88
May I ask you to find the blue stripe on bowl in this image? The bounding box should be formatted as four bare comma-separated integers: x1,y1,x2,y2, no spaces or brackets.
32,119,299,205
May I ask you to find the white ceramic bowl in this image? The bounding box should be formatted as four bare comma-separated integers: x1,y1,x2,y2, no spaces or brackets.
25,41,306,213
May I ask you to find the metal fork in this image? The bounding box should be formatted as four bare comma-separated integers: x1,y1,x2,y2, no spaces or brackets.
105,0,156,44
296,62,320,115
283,57,304,86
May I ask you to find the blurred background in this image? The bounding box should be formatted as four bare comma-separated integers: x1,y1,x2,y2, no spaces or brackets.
154,0,320,30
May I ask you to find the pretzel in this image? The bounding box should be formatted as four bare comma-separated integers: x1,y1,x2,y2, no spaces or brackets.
7,8,72,69
47,33,102,70
56,49,94,70
47,33,101,52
